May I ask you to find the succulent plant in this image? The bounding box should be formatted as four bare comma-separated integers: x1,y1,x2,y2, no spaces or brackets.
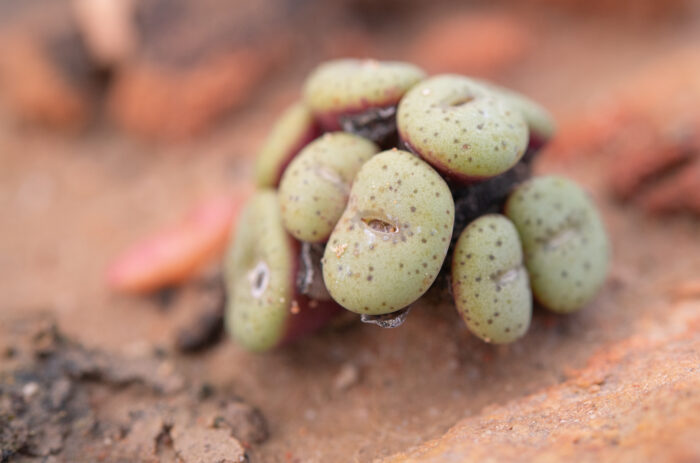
224,190,340,351
278,132,379,242
397,74,529,182
322,149,454,315
254,102,320,188
505,176,609,313
222,57,610,351
304,59,426,146
452,214,532,343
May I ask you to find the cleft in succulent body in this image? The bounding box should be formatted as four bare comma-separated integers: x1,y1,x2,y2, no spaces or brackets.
322,149,454,315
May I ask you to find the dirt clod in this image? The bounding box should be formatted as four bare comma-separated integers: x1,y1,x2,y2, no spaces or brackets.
210,400,269,446
0,319,265,462
175,276,226,353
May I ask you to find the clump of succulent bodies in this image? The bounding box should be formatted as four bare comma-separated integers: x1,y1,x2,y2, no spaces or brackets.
452,214,531,343
278,132,379,242
224,57,610,351
322,149,454,315
505,176,609,313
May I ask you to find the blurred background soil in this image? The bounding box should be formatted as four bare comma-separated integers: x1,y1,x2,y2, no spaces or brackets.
1,0,700,462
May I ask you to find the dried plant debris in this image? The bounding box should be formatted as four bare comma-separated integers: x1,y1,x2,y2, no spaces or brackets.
0,318,266,462
450,160,532,242
360,306,412,328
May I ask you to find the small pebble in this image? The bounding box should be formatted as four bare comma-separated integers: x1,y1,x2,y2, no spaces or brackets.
333,363,360,391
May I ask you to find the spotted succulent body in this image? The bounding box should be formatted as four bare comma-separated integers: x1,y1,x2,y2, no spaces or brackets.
452,214,531,343
225,190,339,351
225,191,293,351
322,149,454,315
304,59,426,132
397,74,529,182
279,132,379,242
505,176,609,313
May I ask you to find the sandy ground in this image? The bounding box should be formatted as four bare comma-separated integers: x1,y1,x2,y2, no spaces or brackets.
1,8,700,462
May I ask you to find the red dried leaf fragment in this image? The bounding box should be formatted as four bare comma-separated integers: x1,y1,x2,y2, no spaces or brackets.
107,185,253,294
